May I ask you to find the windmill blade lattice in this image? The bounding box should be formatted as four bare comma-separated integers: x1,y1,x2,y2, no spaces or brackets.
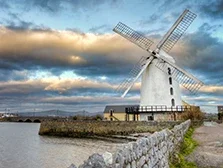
116,56,147,93
157,10,196,53
155,59,203,93
113,22,154,51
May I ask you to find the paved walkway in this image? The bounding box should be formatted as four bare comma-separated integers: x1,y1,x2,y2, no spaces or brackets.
187,122,223,168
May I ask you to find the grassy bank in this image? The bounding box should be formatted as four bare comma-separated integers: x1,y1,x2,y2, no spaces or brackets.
170,127,198,168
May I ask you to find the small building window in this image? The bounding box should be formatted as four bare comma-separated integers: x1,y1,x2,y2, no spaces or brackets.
169,77,172,85
171,99,175,106
147,116,153,121
168,67,171,75
170,87,173,95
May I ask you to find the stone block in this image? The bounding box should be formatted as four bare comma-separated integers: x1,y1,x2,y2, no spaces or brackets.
143,163,149,168
131,160,136,168
102,152,113,166
113,150,124,167
79,153,106,168
137,156,146,168
68,163,77,168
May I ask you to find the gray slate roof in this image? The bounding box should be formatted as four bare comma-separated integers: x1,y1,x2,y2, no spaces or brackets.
104,105,139,113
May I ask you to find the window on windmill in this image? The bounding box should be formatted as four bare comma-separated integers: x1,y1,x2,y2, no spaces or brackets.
168,67,171,75
171,99,175,106
170,88,174,95
169,77,172,85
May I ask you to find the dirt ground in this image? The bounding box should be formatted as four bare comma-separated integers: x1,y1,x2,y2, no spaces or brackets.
187,122,223,168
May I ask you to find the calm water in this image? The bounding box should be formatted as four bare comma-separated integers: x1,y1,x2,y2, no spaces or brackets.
0,122,123,168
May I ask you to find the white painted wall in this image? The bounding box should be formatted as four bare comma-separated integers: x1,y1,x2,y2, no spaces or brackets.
140,51,182,109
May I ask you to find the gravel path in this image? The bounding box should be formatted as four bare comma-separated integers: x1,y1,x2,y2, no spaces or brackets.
187,122,223,168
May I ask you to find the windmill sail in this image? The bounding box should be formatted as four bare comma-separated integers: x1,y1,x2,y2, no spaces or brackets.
155,56,203,93
113,22,154,51
113,9,203,97
117,56,154,97
157,9,196,53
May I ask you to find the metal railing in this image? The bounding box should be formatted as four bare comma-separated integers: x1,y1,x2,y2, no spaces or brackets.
125,105,199,114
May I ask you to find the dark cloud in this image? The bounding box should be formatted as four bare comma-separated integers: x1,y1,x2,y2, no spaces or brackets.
199,22,222,32
171,23,223,86
10,0,119,13
157,0,188,10
4,12,35,30
0,27,146,83
32,0,62,13
0,69,28,81
200,0,223,19
0,1,10,9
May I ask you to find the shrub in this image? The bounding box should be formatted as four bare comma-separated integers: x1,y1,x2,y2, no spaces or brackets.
73,116,78,120
218,112,223,120
181,107,204,121
94,114,103,120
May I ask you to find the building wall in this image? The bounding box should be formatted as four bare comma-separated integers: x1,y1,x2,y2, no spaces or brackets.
104,112,126,121
140,112,182,121
104,112,183,122
104,112,138,121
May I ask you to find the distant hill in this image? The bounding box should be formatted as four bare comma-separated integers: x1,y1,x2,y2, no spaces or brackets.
17,110,103,117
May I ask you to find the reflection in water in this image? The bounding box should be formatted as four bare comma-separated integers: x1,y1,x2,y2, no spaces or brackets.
0,123,123,168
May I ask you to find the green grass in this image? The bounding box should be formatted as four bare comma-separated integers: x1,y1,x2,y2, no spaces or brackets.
170,127,198,168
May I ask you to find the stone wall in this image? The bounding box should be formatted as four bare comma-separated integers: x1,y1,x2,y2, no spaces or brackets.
39,120,181,137
68,120,191,168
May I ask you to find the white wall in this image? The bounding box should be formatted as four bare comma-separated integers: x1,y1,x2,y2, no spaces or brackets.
140,52,182,108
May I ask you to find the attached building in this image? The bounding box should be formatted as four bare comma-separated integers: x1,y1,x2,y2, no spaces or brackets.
104,105,195,121
104,105,139,121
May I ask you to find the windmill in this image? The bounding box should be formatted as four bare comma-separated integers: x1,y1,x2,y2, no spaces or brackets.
113,9,203,112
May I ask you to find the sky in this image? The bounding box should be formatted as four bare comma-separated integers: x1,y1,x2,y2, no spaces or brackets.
0,0,223,113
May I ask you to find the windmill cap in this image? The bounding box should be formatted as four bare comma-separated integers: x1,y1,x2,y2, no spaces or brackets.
159,49,175,63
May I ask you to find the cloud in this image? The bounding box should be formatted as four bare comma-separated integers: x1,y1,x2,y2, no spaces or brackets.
0,26,147,81
0,77,139,112
0,1,10,9
41,95,139,105
7,0,119,13
139,14,161,26
169,23,223,85
0,4,222,113
199,23,222,32
89,24,112,33
0,77,121,99
199,85,223,95
200,0,223,19
0,69,29,81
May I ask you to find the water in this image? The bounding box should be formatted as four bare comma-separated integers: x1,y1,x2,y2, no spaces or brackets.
0,122,123,168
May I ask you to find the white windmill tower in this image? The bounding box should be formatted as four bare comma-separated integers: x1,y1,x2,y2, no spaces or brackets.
113,9,203,120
